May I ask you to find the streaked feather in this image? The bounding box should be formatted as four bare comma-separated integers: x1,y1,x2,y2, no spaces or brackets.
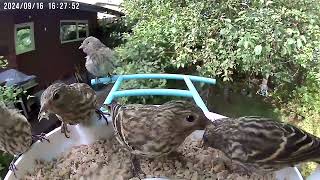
0,102,32,155
109,100,209,158
203,116,320,173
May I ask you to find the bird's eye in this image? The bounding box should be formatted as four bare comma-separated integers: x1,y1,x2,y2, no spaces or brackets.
186,115,195,122
52,93,60,101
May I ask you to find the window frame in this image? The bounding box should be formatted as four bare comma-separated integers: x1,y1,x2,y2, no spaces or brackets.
14,22,35,55
60,20,89,44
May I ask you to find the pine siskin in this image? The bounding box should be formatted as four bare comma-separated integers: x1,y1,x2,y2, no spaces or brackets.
202,116,320,175
38,83,109,138
79,36,115,81
107,100,210,177
0,102,49,175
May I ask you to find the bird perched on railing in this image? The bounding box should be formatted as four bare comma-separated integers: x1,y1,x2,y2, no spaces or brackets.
107,100,210,178
38,82,109,138
79,36,116,84
202,116,320,175
0,103,49,176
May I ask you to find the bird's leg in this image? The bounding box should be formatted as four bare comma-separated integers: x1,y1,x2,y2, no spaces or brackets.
9,154,21,177
130,154,145,179
60,123,70,138
95,109,110,125
32,133,50,143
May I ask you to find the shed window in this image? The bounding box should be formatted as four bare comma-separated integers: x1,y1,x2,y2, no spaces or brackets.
14,22,35,55
60,20,89,43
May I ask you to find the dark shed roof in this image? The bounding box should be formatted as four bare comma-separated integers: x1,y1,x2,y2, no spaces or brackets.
0,0,125,16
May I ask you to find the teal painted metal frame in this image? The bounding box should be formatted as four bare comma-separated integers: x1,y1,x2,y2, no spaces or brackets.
92,74,216,112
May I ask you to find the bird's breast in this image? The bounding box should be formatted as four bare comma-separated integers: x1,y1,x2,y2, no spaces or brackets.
0,121,32,155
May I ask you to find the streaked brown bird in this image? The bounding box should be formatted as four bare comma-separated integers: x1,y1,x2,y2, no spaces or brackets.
79,36,116,82
0,102,49,176
107,100,210,177
38,83,108,138
202,116,320,175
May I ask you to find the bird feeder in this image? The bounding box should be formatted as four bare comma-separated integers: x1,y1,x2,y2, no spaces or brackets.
5,74,305,180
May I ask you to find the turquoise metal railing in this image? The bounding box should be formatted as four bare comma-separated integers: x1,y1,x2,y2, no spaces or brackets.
93,74,216,112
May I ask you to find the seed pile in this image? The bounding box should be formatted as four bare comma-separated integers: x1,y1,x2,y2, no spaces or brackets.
23,136,275,180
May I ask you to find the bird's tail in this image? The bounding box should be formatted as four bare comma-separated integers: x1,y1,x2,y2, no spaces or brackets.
74,64,89,84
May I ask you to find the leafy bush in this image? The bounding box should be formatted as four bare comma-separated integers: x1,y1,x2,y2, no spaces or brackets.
116,0,320,100
114,0,320,175
0,86,25,106
97,17,132,48
117,0,320,117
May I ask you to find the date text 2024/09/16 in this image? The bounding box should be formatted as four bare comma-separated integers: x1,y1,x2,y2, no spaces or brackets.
2,2,80,10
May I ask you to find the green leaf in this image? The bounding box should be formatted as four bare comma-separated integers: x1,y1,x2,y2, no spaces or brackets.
297,39,303,49
266,1,273,6
286,28,294,35
287,38,295,45
254,45,263,55
265,44,272,52
244,41,249,49
223,76,229,81
224,19,231,23
300,35,307,43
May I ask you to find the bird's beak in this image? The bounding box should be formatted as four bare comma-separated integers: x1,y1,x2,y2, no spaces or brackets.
79,44,83,49
198,115,212,130
38,104,50,122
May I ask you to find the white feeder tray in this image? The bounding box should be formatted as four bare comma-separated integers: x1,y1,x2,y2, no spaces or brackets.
4,112,305,180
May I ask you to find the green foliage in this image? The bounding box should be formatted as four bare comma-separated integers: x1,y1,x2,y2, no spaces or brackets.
113,1,320,177
0,153,13,178
97,17,132,48
0,86,25,105
0,56,8,68
16,28,33,54
118,0,320,85
114,0,320,106
0,56,25,105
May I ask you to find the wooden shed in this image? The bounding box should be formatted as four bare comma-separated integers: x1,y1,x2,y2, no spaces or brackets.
0,0,124,90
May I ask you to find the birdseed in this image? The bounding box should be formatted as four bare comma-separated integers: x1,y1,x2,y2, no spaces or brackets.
23,135,275,180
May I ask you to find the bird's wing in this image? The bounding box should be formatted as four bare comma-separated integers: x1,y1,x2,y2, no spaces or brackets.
62,83,97,123
268,121,320,163
115,104,159,152
87,49,115,76
93,48,116,65
211,116,320,165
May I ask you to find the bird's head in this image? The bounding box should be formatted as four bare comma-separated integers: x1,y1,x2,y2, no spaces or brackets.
79,36,105,55
160,100,211,134
38,83,68,122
